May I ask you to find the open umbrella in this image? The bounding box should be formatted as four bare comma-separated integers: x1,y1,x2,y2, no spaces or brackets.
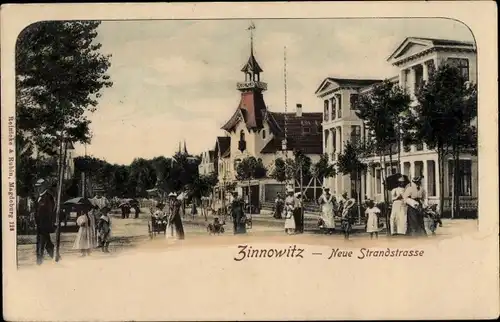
62,197,95,212
385,173,410,191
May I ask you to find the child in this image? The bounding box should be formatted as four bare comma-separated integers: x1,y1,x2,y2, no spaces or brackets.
425,204,440,235
97,206,112,253
284,203,296,235
365,200,381,239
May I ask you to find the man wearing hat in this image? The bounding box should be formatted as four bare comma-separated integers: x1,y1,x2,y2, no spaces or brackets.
230,190,246,234
403,176,428,236
34,178,55,265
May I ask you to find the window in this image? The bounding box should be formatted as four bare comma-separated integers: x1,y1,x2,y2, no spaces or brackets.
375,169,381,194
350,94,359,110
448,160,472,196
324,100,329,121
336,94,342,118
332,130,337,153
330,97,336,120
338,127,342,153
427,160,436,196
324,130,329,150
446,58,469,81
303,127,311,135
351,125,361,144
262,129,266,139
414,65,424,94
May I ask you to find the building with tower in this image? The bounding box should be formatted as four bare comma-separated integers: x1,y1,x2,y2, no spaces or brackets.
213,23,324,211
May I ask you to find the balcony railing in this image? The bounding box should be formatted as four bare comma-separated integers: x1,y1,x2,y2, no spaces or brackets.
236,81,267,91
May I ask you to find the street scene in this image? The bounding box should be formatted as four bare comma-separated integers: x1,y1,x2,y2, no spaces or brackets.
15,19,478,269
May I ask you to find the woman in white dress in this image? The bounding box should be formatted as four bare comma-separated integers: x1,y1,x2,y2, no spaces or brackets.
284,188,296,234
73,208,97,256
365,200,381,239
390,176,408,236
317,187,335,233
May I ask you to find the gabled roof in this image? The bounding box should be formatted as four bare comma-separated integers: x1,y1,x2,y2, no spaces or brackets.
221,91,267,132
261,112,323,155
315,77,383,95
387,37,475,63
215,136,231,158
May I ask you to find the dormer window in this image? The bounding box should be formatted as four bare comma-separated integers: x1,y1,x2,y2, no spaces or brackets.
238,130,247,152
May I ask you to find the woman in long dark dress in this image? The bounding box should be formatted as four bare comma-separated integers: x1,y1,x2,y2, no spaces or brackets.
230,191,246,234
168,193,185,240
403,176,428,236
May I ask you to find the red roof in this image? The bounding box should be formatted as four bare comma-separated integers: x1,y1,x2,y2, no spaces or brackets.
221,91,266,132
261,112,323,154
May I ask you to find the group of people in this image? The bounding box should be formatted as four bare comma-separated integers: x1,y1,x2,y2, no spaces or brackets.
31,178,114,265
389,175,442,237
150,192,185,240
272,175,442,239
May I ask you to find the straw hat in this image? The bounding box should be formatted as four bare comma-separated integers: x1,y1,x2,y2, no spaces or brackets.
412,176,423,183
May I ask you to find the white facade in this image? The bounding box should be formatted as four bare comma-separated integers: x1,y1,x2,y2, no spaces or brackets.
198,150,215,175
318,37,478,213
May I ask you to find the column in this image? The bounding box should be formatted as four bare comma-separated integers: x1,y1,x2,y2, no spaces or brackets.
409,66,416,97
409,161,415,180
366,166,372,199
336,126,341,155
399,68,406,88
330,128,336,160
422,62,429,82
422,159,428,194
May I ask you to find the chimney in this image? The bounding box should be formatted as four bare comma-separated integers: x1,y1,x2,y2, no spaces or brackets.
296,103,302,117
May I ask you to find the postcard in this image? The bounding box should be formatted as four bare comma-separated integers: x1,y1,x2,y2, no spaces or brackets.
1,2,498,321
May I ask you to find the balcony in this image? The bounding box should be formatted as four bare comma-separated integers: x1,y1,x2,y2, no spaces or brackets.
236,81,267,91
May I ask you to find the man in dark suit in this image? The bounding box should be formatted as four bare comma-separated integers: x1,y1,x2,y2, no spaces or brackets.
34,178,56,265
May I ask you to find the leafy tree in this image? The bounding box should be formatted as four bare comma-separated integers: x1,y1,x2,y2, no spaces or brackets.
354,79,411,211
404,64,477,217
312,153,336,185
16,21,112,155
270,158,287,183
236,156,267,212
337,140,367,224
128,158,157,198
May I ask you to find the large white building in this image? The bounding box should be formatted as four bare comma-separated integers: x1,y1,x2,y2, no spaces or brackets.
316,37,478,215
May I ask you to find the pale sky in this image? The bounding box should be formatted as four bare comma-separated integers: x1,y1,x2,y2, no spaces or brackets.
76,18,474,165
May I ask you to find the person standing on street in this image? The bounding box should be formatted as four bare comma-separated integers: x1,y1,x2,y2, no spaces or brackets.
230,191,246,234
168,193,185,240
34,178,56,265
318,187,335,234
390,176,408,236
403,176,428,236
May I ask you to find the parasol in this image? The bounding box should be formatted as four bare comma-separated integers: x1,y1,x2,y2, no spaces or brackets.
62,197,94,212
385,173,410,191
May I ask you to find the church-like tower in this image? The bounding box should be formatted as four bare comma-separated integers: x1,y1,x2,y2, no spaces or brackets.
222,22,268,132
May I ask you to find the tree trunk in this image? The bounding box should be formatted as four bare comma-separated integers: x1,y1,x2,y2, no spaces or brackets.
356,170,362,224
54,139,68,262
389,145,394,175
381,153,390,236
452,146,460,219
438,148,445,217
397,123,402,173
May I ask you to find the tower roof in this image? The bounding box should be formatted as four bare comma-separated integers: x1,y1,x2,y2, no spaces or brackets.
241,53,263,74
240,22,263,74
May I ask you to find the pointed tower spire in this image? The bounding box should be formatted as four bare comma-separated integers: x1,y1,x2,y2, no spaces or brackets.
183,140,188,154
178,141,181,154
238,21,267,93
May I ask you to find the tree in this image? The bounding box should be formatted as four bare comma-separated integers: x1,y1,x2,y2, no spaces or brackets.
236,156,267,212
337,140,367,224
405,64,477,218
16,21,112,261
16,21,112,154
270,158,287,183
312,153,336,186
354,79,411,223
128,158,157,198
